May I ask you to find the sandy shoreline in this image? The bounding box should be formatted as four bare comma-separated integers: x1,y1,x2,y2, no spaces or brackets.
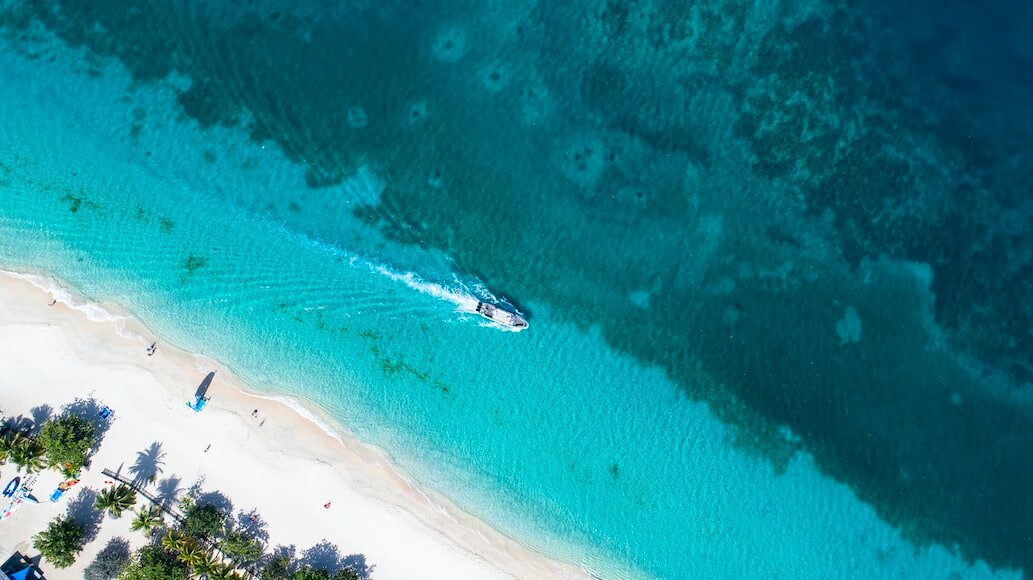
0,269,588,579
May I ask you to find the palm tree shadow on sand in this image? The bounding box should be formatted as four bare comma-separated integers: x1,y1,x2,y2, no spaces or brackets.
128,441,166,487
155,476,183,508
263,543,372,579
187,480,234,516
301,541,373,579
29,405,53,431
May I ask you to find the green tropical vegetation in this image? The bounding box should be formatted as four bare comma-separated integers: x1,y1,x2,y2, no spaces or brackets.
153,529,247,579
83,537,131,580
260,554,293,579
161,529,188,553
189,550,219,577
129,504,164,535
176,542,206,568
10,437,47,473
38,414,96,472
294,567,360,580
182,502,226,539
220,529,263,565
209,563,244,579
0,431,16,463
100,490,366,580
32,516,85,569
59,462,81,479
96,484,138,518
137,500,363,580
0,407,100,477
3,400,369,580
118,544,189,580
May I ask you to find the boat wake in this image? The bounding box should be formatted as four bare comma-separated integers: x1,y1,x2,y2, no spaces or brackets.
371,264,480,311
368,263,525,331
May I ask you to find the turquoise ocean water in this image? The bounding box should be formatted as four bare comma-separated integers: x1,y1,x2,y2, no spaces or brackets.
2,1,1032,577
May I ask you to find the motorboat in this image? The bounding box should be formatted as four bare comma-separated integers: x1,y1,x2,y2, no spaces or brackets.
475,301,528,330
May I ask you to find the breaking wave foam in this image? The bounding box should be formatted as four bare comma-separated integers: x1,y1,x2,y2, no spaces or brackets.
1,268,142,340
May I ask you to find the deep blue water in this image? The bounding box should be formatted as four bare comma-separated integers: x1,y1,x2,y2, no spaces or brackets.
1,0,1032,577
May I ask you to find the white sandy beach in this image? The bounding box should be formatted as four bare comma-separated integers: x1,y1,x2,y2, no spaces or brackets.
0,271,587,579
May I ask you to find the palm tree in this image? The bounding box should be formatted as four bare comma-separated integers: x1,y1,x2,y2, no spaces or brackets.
130,505,164,535
191,551,220,578
162,529,187,553
0,432,15,464
209,563,243,579
8,435,46,473
95,484,137,518
176,542,206,568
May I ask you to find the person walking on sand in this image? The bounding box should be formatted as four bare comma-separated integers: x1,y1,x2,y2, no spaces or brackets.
48,299,57,306
204,444,211,453
324,501,332,509
147,342,157,356
251,409,259,419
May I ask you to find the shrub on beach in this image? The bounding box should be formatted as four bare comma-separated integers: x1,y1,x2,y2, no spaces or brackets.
259,554,293,579
119,544,190,580
293,567,360,580
221,529,263,564
183,502,227,539
83,536,131,579
39,414,96,472
0,432,14,464
294,568,332,580
33,515,84,569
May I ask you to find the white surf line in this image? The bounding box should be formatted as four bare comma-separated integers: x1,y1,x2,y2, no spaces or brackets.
1,268,144,342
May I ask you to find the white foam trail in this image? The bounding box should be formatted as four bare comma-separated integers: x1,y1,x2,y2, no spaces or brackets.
370,264,481,313
364,263,531,332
